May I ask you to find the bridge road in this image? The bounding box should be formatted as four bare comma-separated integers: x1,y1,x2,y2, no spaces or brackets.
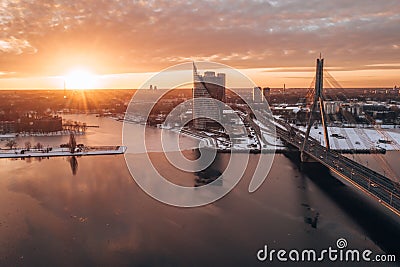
274,124,400,216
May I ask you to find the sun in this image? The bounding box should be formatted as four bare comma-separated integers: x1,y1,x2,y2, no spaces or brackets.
64,68,97,90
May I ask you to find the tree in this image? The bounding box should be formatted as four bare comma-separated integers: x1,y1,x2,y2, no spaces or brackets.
5,139,17,150
69,132,76,153
35,142,43,150
25,141,31,151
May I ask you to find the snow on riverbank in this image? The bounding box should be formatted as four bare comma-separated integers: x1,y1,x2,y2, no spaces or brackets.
296,125,400,151
0,146,126,158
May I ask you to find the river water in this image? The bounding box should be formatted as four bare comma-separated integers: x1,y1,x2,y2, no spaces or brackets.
0,114,399,266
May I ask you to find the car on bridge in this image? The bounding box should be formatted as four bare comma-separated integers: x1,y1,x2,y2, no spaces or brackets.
369,182,379,188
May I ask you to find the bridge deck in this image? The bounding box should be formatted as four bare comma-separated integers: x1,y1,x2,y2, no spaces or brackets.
275,124,400,216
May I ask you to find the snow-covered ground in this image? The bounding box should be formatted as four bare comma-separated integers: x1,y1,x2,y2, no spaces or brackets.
157,120,400,152
0,134,16,139
0,131,84,139
296,125,400,151
0,146,126,158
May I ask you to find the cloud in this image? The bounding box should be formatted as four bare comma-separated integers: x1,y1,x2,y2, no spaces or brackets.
0,0,399,77
0,37,37,54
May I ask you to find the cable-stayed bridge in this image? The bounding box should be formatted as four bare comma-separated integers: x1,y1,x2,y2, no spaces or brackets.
271,57,400,216
192,59,400,217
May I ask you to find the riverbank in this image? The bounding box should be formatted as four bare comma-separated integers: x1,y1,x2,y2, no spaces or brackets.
0,146,126,159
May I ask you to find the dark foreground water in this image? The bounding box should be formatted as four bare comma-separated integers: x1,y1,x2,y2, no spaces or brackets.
0,115,399,266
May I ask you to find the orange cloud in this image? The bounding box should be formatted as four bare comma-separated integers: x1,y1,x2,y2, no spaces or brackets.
0,0,399,88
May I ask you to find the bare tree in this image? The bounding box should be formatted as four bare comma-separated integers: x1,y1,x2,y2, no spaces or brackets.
69,133,76,153
25,141,32,151
35,142,43,150
5,139,17,150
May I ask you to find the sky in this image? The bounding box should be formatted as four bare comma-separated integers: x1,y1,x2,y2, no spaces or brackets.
0,0,399,89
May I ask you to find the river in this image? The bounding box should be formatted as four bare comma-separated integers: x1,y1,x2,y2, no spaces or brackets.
0,114,399,266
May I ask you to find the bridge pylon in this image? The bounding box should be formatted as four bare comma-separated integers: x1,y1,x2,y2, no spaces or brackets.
301,56,330,162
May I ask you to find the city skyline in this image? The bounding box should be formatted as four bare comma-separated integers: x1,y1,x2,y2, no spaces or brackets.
0,0,399,89
1,1,400,265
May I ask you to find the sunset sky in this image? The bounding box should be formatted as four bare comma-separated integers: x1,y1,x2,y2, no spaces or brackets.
0,0,399,89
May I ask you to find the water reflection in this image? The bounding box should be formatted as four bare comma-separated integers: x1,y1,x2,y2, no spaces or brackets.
289,153,400,257
69,156,79,176
194,150,225,187
0,115,399,266
0,151,395,266
5,156,80,176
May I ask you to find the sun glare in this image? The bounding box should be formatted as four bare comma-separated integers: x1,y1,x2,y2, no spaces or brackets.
64,68,97,90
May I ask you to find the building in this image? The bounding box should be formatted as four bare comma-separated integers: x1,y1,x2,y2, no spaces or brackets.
0,121,16,134
202,71,226,101
263,87,270,95
253,86,263,103
324,101,342,115
0,115,63,133
17,115,63,133
263,87,271,102
192,64,226,130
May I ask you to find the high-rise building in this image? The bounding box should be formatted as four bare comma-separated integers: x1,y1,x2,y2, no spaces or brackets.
253,86,263,103
201,71,226,102
192,64,226,130
263,87,271,100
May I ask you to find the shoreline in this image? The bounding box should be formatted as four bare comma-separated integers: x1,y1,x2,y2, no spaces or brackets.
0,146,126,159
